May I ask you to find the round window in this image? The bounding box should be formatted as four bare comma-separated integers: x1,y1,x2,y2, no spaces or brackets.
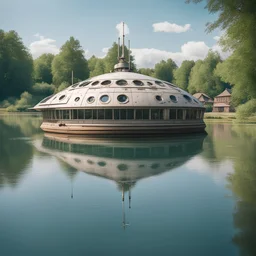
117,94,128,103
91,81,99,86
101,80,111,85
133,80,144,86
87,96,95,103
155,81,165,87
71,83,79,88
59,95,66,101
79,81,91,87
155,95,163,101
75,97,80,102
100,95,110,103
147,81,153,86
116,80,127,86
183,95,192,102
170,95,177,103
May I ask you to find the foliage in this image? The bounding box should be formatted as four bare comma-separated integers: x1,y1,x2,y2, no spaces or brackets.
90,59,105,77
138,68,155,77
7,92,34,112
174,60,195,90
188,51,225,98
187,0,256,115
88,55,100,77
153,59,177,82
0,30,33,100
33,53,54,84
55,82,69,93
236,99,256,120
52,37,89,85
31,82,55,97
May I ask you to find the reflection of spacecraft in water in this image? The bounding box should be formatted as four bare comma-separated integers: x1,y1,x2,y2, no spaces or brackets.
34,133,206,228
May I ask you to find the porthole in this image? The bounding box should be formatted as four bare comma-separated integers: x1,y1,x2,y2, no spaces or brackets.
59,95,66,101
117,94,128,103
71,83,79,88
91,81,99,86
100,95,110,103
170,95,177,103
87,159,94,165
155,81,165,87
75,97,80,102
133,80,144,86
98,161,106,167
116,79,127,86
155,95,163,101
183,95,192,102
117,164,128,171
87,96,95,103
79,81,91,87
147,82,153,86
101,80,111,85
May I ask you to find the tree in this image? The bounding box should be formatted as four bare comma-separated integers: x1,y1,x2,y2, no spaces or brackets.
90,59,105,77
0,30,33,101
174,60,195,90
153,59,177,82
33,53,54,84
52,37,89,85
104,42,136,73
138,68,155,77
88,55,101,77
188,51,225,98
187,0,256,114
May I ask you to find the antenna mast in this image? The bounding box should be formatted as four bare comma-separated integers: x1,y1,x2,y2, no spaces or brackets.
122,22,125,58
128,40,131,70
117,37,120,60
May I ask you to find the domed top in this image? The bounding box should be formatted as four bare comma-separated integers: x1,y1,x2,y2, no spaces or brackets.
34,71,203,110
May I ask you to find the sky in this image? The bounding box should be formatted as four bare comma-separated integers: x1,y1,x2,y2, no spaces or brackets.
0,0,229,68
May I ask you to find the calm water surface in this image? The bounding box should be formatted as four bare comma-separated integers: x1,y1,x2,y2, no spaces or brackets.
0,114,256,256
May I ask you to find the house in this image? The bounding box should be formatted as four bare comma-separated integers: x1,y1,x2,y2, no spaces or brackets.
193,93,213,106
212,89,234,112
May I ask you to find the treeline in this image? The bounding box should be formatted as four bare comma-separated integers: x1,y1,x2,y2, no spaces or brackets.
0,29,229,111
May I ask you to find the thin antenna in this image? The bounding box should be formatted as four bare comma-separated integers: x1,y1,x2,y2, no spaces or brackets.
118,37,120,60
71,70,74,84
128,40,131,70
129,185,131,209
122,22,125,58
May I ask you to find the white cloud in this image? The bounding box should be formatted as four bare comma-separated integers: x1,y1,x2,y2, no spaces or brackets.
153,22,191,33
116,22,130,37
213,35,220,41
29,33,60,59
131,41,209,68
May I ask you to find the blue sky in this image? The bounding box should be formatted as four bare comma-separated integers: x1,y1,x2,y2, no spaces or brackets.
1,0,226,67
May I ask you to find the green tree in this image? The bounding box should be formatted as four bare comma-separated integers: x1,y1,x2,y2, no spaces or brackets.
138,68,155,77
33,53,54,84
104,42,136,73
188,51,225,98
153,59,177,82
174,60,195,90
52,37,89,85
88,55,100,76
0,30,33,101
187,0,256,114
90,59,105,77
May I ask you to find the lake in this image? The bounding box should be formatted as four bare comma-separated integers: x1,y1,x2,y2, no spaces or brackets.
0,114,255,256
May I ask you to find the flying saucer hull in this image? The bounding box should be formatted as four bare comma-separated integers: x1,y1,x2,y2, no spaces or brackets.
40,121,206,135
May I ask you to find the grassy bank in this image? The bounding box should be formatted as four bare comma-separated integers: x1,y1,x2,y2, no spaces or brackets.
204,112,256,123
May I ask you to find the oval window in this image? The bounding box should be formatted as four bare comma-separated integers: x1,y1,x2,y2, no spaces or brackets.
71,83,79,88
87,96,95,103
79,81,91,87
91,81,99,86
155,81,165,87
100,95,110,103
133,80,144,86
170,95,177,103
75,97,80,102
155,95,163,101
183,95,192,102
116,79,127,86
59,95,66,101
117,94,128,103
147,81,153,86
101,80,111,85
117,164,128,171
